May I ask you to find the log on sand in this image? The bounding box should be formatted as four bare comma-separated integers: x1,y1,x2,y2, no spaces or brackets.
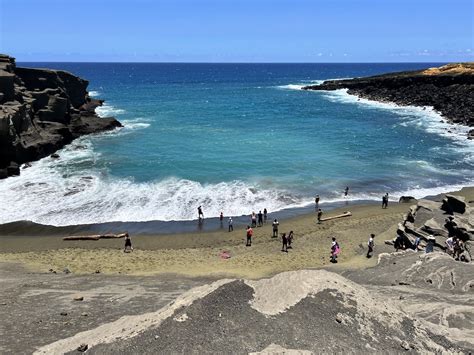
63,233,128,241
320,211,352,222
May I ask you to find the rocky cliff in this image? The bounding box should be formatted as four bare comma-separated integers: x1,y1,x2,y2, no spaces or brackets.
0,54,122,179
303,63,474,138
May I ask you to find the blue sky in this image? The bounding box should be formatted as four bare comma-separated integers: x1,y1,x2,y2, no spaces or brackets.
0,0,472,62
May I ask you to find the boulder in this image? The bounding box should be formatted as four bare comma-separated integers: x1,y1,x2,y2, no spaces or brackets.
422,218,449,238
417,199,442,212
0,69,15,102
6,162,20,176
399,196,416,203
442,194,467,214
0,168,7,179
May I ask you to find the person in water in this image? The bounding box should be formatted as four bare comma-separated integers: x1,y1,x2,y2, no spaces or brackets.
263,208,268,223
317,208,323,224
246,225,253,246
344,186,349,197
367,234,375,258
272,219,279,238
220,212,224,221
257,210,263,227
287,230,294,249
281,233,288,252
315,194,320,208
228,217,233,232
198,206,204,220
124,233,133,253
330,237,340,263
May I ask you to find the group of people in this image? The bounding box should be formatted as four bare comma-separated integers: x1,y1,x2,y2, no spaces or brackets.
445,236,467,261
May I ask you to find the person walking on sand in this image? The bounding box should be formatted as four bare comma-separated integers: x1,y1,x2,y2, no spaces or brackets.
281,233,288,252
198,206,204,220
344,186,349,197
367,234,375,258
315,194,320,208
287,230,294,249
124,233,133,253
330,237,340,263
272,219,279,238
382,193,388,209
228,217,233,232
258,210,263,227
263,208,268,223
317,208,323,224
246,225,253,246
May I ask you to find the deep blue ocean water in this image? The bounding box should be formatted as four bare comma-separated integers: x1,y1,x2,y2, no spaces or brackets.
0,63,473,226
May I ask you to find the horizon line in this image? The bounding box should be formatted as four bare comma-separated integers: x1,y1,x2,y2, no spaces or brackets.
15,60,453,64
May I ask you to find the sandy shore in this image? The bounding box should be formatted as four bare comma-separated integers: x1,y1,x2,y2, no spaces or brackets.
1,187,473,279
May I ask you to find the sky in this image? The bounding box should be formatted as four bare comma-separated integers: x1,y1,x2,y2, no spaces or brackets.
0,0,472,62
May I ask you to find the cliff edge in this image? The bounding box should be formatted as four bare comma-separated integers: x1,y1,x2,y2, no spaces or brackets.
303,63,474,138
0,54,122,179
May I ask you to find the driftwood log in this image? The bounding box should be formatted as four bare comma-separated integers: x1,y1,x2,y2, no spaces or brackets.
63,233,128,241
320,211,352,222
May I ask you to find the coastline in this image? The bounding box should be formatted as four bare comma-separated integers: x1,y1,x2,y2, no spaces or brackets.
1,186,472,279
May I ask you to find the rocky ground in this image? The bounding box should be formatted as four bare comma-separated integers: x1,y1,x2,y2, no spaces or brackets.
0,54,121,179
303,63,474,138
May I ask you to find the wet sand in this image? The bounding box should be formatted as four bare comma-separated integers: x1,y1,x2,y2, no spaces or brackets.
1,187,473,279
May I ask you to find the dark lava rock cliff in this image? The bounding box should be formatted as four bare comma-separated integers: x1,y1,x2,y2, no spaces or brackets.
303,63,474,137
0,54,122,179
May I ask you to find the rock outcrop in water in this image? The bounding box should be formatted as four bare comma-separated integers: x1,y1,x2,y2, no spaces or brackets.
0,54,122,179
302,63,474,138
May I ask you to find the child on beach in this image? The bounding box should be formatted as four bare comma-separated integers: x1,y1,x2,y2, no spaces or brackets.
228,217,233,232
330,237,340,263
272,219,279,238
281,233,288,252
251,212,257,228
124,233,133,253
317,208,323,224
246,225,253,246
287,230,294,249
367,234,375,258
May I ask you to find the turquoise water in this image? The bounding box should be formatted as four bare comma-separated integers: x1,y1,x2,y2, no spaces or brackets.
0,63,473,226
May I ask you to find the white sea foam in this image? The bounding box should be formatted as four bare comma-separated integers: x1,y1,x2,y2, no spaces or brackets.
276,84,306,90
96,104,125,117
89,90,100,97
320,89,474,157
0,140,309,226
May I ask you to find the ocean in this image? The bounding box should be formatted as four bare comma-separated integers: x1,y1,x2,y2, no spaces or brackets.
1,62,473,228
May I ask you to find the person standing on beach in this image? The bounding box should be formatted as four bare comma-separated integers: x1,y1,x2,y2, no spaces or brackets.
382,193,388,209
315,194,320,208
263,208,268,223
330,237,340,263
251,212,257,228
198,206,204,220
220,212,224,221
258,210,263,227
124,233,133,253
228,217,233,232
367,234,375,258
272,219,279,238
317,208,323,224
287,230,294,249
344,186,349,197
281,233,288,252
246,225,253,246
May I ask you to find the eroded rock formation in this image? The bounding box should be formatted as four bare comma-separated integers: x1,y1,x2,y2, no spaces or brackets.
0,54,122,179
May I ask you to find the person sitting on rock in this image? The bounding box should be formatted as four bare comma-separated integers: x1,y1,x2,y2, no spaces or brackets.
124,233,133,253
445,236,454,256
413,236,421,251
